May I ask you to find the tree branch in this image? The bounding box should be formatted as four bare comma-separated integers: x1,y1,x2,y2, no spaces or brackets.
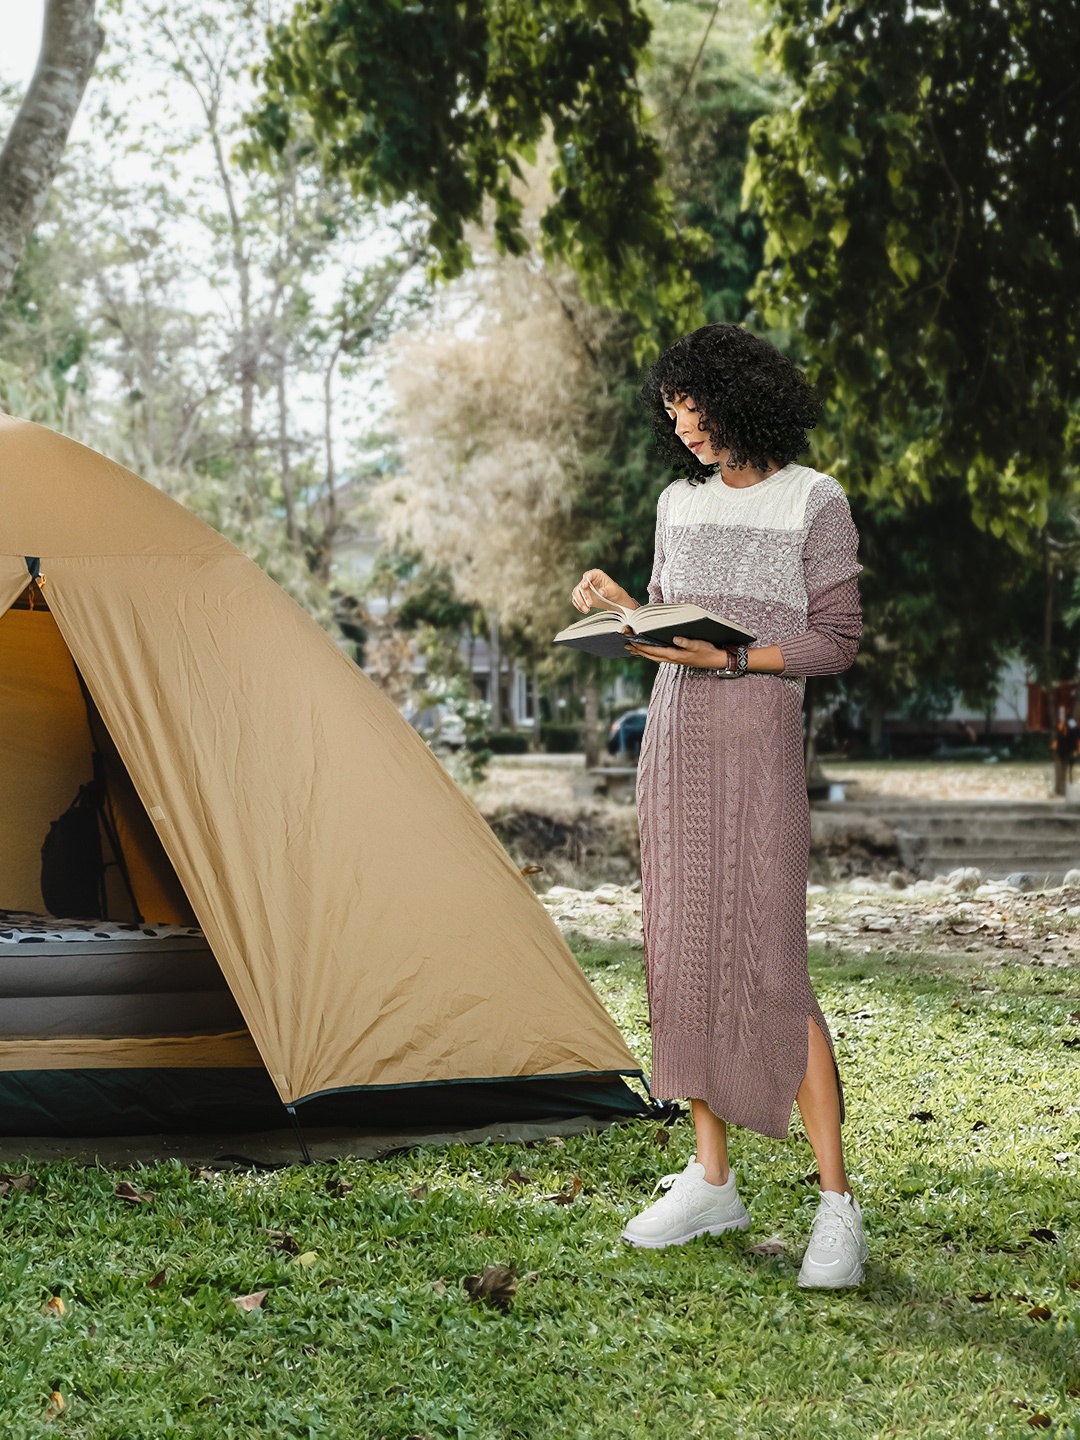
0,0,104,303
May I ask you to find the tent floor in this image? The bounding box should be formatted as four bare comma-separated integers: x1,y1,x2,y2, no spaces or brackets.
0,1112,635,1167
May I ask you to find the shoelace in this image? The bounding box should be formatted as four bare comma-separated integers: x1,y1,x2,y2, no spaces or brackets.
809,1200,858,1253
642,1170,696,1217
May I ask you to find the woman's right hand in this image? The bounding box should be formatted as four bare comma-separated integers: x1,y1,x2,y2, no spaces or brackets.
571,569,638,615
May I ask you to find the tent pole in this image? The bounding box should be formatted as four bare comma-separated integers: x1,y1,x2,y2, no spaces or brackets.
285,1104,312,1165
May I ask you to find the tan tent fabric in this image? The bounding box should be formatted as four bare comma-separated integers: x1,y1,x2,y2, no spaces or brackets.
0,416,639,1103
0,1031,262,1071
0,606,93,912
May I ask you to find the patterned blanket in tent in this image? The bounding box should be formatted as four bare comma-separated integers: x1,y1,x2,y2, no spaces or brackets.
0,911,205,944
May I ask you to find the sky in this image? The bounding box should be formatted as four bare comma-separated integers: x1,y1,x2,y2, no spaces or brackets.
1,0,47,90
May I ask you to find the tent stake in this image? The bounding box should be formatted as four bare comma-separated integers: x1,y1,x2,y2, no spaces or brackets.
285,1105,312,1166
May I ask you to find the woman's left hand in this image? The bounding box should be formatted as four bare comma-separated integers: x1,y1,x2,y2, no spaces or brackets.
624,635,729,669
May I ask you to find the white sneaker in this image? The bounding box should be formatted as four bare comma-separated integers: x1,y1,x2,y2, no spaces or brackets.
797,1190,868,1288
621,1159,750,1249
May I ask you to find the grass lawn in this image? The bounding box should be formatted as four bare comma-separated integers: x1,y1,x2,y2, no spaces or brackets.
2,938,1080,1439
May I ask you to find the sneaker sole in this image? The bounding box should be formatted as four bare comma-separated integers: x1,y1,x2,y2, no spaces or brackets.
797,1262,865,1289
620,1212,751,1249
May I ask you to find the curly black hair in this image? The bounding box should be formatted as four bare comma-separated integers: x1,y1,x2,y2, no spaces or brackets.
640,324,819,481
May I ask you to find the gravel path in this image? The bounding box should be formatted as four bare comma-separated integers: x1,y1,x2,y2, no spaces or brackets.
543,873,1080,969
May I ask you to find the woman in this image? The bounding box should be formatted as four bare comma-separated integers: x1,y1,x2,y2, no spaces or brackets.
571,324,865,1288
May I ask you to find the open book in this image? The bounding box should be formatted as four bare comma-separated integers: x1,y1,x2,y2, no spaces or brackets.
554,592,755,660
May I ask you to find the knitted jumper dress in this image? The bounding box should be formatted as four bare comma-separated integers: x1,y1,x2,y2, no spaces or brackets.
637,462,862,1139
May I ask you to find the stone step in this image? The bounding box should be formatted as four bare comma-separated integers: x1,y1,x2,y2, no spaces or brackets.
820,798,1080,882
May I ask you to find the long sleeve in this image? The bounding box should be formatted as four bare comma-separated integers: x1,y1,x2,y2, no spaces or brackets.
778,489,862,677
647,487,670,604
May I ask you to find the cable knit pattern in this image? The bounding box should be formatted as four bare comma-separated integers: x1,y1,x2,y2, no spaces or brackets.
637,463,861,1139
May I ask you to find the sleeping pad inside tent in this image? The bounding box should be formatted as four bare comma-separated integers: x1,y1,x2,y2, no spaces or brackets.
0,416,649,1136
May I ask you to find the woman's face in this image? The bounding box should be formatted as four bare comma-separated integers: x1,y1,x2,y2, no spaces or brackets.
663,392,724,466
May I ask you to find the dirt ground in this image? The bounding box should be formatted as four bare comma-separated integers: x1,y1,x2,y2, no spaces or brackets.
475,758,1080,968
541,873,1080,969
824,758,1054,802
471,758,1062,891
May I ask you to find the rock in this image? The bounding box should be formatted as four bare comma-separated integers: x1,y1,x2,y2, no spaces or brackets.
1063,869,1080,887
1004,872,1037,892
847,877,882,893
944,866,982,892
887,870,908,890
806,883,828,895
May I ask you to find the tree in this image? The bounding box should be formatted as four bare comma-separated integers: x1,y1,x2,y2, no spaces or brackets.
571,0,778,605
374,203,610,727
249,0,707,358
744,0,1080,542
0,0,104,303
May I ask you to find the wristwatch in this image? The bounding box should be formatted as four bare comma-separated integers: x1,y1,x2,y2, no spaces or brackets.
720,645,749,677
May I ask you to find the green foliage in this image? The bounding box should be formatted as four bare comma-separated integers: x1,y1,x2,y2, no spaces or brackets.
572,4,776,605
0,84,90,426
745,0,1080,540
250,0,708,356
844,491,1047,719
0,937,1079,1435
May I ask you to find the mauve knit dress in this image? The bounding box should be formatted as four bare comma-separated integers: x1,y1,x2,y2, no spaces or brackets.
637,461,862,1140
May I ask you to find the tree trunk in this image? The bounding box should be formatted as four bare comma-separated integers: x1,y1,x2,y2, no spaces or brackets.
319,354,337,584
1044,527,1067,796
583,673,601,768
276,356,300,554
506,657,518,731
868,697,886,757
487,609,502,730
806,679,829,794
530,657,541,751
0,0,104,304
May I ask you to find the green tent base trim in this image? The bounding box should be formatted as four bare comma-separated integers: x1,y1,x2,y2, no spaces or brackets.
0,1067,653,1137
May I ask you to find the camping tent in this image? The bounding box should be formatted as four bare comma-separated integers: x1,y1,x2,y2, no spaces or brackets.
0,415,648,1136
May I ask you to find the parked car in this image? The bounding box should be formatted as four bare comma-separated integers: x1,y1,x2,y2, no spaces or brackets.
607,707,648,761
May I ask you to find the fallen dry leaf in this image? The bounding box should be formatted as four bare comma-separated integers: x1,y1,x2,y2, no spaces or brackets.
463,1265,517,1313
114,1181,153,1205
407,1184,430,1201
519,863,544,876
231,1290,268,1311
296,1251,318,1268
1028,1306,1053,1321
189,1167,217,1182
654,1127,671,1149
45,1390,64,1420
147,1269,167,1289
431,1277,447,1295
908,1110,935,1124
969,1291,995,1303
44,1295,65,1318
0,1171,37,1197
748,1238,786,1256
264,1229,299,1255
1029,1228,1058,1243
502,1170,531,1188
325,1177,353,1197
545,1175,583,1206
1027,1415,1053,1429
